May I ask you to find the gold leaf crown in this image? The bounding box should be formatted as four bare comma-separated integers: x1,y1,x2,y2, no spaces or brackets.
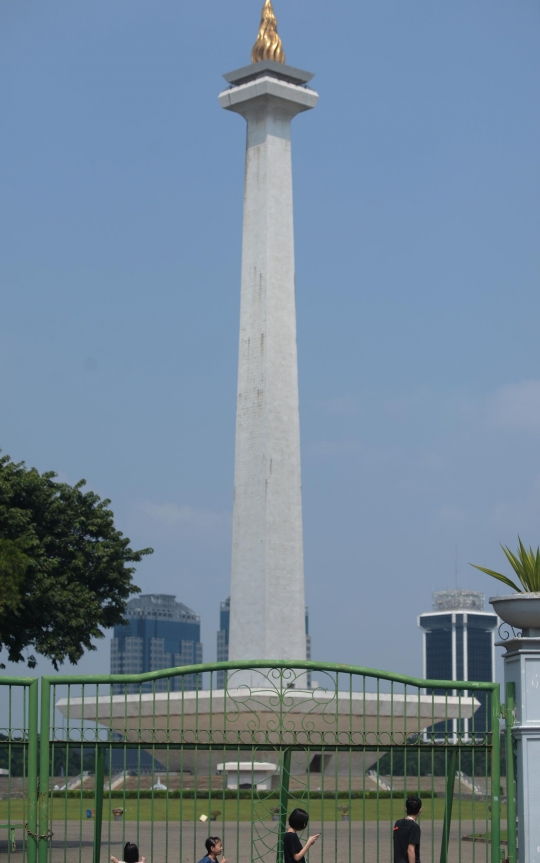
251,0,285,65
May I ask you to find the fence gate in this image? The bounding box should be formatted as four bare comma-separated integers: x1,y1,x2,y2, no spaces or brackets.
35,662,509,863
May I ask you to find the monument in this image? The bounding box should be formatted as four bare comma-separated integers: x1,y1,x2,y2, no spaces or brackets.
219,0,318,681
56,2,479,779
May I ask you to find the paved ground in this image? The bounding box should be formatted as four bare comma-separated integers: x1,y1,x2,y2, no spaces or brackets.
0,820,501,863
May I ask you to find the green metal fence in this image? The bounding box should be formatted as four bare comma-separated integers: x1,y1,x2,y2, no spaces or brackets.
504,683,517,863
24,661,509,863
0,676,38,863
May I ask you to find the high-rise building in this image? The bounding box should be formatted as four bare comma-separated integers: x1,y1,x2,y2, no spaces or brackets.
418,590,498,734
216,597,230,690
111,594,203,692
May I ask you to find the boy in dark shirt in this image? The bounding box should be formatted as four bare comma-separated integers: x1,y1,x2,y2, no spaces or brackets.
283,808,320,863
393,797,422,863
197,837,227,863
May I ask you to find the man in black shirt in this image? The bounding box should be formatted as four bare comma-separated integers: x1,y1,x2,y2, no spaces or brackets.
393,797,422,863
283,808,320,863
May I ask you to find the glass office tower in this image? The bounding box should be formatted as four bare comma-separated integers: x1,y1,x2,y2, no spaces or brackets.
111,594,203,692
418,590,498,736
216,597,230,690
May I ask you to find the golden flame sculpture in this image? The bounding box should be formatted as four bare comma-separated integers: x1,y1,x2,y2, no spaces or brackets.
251,0,286,64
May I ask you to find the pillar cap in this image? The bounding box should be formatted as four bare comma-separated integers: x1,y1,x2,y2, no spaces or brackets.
497,635,540,655
219,74,318,115
223,60,314,88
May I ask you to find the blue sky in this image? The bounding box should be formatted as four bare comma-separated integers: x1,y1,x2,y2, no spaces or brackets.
0,0,539,681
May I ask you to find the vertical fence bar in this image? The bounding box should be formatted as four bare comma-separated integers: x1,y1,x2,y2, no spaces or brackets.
376,677,381,863
485,732,490,863
27,680,39,863
320,741,326,863
471,744,476,863
491,686,501,863
93,747,106,863
23,685,27,861
440,748,456,863
136,682,142,851
505,683,517,863
430,745,435,863
78,684,84,863
38,679,51,863
7,685,12,862
457,747,462,863
277,748,291,863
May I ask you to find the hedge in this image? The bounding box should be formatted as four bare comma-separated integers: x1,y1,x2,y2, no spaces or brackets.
51,789,433,800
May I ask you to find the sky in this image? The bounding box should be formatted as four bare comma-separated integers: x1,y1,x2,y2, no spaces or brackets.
0,0,539,684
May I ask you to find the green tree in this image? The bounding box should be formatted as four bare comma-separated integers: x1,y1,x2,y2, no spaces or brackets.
0,538,29,614
0,453,152,668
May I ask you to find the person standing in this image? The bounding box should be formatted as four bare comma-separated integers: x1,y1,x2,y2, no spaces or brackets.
283,808,320,863
111,843,145,863
393,797,422,863
197,837,227,863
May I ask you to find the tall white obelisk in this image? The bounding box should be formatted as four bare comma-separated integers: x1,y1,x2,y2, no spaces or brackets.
219,1,318,684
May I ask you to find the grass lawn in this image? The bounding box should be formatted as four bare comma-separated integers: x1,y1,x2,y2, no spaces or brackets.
0,798,505,824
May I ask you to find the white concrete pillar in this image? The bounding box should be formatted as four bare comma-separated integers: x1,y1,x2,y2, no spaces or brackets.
501,636,540,863
219,64,318,687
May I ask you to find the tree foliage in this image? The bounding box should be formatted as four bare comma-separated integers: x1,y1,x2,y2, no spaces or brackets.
0,538,29,615
0,453,152,668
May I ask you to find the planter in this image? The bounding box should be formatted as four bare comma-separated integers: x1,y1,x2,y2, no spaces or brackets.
341,815,349,822
490,593,540,636
272,815,280,821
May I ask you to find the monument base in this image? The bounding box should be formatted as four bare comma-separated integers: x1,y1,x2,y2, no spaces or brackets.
56,685,478,776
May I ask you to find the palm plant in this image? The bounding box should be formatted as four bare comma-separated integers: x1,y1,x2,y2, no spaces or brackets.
471,537,540,593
